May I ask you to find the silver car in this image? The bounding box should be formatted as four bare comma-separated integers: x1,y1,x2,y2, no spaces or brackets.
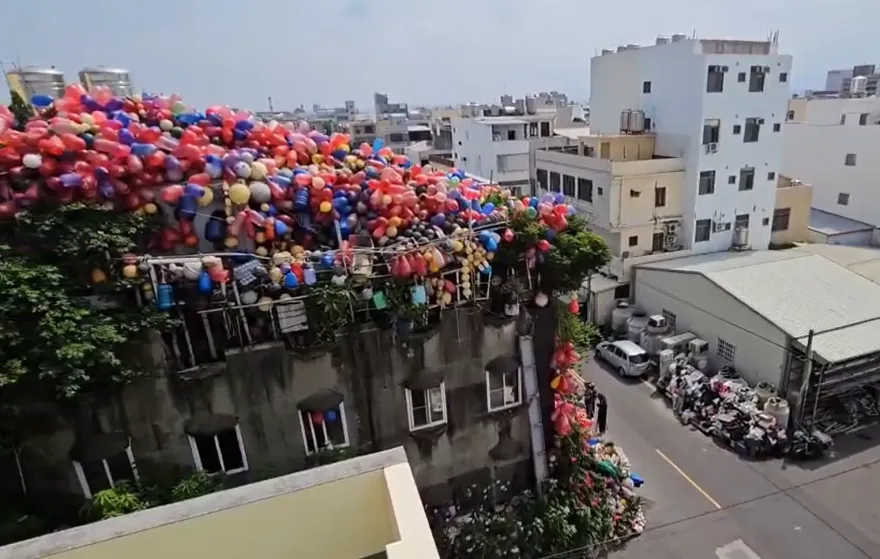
596,340,651,377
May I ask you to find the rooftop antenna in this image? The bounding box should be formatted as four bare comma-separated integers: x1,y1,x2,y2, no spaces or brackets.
268,96,274,112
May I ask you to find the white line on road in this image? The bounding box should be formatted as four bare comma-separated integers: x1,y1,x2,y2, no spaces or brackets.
716,539,762,558
655,448,723,510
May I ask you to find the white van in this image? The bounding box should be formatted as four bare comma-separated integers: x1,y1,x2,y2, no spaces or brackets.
596,340,651,377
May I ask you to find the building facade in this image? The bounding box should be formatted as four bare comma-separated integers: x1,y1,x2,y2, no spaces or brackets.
782,96,880,229
589,36,793,253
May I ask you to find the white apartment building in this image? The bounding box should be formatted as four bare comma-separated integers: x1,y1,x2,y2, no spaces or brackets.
589,35,792,253
782,96,880,231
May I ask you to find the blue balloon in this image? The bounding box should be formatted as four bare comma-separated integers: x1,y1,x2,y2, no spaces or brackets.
131,143,157,156
481,202,495,215
179,196,197,219
529,197,539,208
481,264,493,276
554,193,565,204
234,120,254,132
371,137,384,153
233,129,247,141
332,149,347,160
325,410,338,421
184,184,204,198
118,129,136,146
274,220,289,237
113,112,132,128
284,271,299,289
270,175,291,187
198,270,213,294
320,253,335,268
430,213,446,226
31,94,53,108
546,229,557,240
566,205,577,216
176,113,201,126
105,99,124,112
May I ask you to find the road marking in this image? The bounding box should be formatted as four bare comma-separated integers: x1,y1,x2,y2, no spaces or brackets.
715,539,762,558
654,448,722,510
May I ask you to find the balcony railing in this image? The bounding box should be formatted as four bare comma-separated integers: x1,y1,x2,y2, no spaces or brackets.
602,249,693,281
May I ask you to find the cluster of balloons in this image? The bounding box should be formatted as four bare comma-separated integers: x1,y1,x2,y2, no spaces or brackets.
0,85,578,285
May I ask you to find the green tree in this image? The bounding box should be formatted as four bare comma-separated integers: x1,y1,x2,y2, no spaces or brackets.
8,91,34,129
540,215,610,293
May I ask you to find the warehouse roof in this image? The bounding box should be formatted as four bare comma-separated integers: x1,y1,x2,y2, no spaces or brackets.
636,251,880,363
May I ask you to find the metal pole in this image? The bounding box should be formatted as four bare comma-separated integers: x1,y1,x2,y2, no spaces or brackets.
796,329,815,424
810,363,828,427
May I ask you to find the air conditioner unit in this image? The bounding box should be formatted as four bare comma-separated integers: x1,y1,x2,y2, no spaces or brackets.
664,222,679,234
721,66,729,72
763,66,771,73
705,142,718,154
713,221,728,233
621,251,631,258
757,118,765,125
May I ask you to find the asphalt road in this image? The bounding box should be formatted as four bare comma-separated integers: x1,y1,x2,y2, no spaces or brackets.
580,358,880,559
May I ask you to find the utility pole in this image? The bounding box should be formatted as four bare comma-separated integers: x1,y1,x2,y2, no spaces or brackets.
796,329,814,425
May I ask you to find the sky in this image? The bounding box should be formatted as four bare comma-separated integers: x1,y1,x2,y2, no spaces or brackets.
0,0,873,112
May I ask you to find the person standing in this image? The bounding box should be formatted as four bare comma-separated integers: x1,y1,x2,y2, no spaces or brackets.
596,393,608,435
583,382,596,419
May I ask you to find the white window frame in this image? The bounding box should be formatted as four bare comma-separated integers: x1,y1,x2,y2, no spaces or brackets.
405,384,448,432
73,446,139,499
486,367,523,412
298,402,351,456
717,338,736,365
188,424,249,475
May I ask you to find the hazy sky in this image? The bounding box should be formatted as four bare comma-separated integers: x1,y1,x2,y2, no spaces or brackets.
0,0,871,111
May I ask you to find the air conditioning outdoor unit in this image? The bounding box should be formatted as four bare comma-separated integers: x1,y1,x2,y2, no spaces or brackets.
757,118,766,125
705,142,718,154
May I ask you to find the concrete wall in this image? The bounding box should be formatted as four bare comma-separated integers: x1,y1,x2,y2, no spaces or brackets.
771,180,813,245
632,267,789,387
11,309,532,511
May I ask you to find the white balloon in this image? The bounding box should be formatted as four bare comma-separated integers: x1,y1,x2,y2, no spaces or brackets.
22,153,42,169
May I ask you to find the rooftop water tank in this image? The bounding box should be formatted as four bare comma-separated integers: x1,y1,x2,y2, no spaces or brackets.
656,36,670,45
626,44,640,50
733,226,749,248
626,311,649,343
6,66,66,101
617,46,628,53
601,49,614,55
851,75,868,96
671,34,687,43
611,301,634,333
620,109,632,132
525,96,537,115
628,110,646,133
79,66,133,97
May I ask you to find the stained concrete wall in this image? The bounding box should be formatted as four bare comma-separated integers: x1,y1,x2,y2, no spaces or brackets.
10,308,532,511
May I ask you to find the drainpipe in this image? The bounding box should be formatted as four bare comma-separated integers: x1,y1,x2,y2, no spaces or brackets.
519,334,547,495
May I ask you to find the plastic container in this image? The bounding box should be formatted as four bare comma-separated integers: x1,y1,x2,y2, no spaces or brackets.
755,381,775,405
764,397,791,430
626,312,648,343
611,301,634,333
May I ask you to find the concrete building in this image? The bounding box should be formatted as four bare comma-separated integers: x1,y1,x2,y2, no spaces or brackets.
632,250,880,434
374,92,408,119
825,68,854,92
453,117,531,192
782,96,880,234
590,35,793,253
770,175,813,246
534,133,688,281
1,447,439,559
377,113,410,153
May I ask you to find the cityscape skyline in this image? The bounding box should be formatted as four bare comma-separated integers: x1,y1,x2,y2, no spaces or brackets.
0,0,870,109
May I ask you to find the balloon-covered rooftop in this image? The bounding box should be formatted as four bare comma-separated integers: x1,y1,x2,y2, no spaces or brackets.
0,85,578,314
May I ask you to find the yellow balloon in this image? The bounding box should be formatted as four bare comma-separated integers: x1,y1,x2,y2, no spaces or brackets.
143,202,158,215
91,268,107,284
320,201,332,213
122,265,139,279
250,161,268,180
197,186,214,207
224,236,239,248
228,182,250,205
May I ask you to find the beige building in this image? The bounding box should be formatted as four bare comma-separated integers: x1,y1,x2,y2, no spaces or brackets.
770,175,813,246
1,447,439,559
534,134,689,281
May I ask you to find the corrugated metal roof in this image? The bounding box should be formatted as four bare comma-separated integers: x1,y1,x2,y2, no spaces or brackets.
808,208,873,236
637,251,880,362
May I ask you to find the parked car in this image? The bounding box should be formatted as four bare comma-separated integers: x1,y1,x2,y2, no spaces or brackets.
596,340,651,377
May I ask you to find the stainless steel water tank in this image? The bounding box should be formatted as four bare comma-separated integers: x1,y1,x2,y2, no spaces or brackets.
6,66,66,100
79,66,133,97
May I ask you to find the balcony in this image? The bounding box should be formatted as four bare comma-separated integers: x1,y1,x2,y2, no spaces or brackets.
603,248,694,281
535,148,684,176
3,447,439,559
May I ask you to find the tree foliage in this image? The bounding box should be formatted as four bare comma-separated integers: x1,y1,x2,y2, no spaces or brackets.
7,91,34,130
540,215,610,293
0,205,173,401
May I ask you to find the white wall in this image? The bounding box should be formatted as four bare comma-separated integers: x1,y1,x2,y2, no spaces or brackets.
633,267,789,387
452,119,530,183
590,39,792,253
782,98,880,227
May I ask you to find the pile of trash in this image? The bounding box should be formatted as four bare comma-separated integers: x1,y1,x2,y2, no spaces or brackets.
658,360,831,460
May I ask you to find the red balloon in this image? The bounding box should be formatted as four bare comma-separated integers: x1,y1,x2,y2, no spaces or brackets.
160,184,184,204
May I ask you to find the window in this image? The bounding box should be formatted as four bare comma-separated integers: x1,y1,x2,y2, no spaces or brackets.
845,153,857,166
706,66,725,93
733,124,742,135
644,117,652,130
406,385,447,431
626,236,637,247
189,426,248,475
577,178,593,202
840,114,846,125
779,72,788,83
529,122,538,137
299,403,350,455
540,122,551,137
737,72,746,83
654,187,667,207
73,447,138,499
695,219,711,242
838,193,850,205
562,175,576,197
748,66,766,92
739,167,755,191
767,172,776,181
486,368,522,412
702,119,720,144
717,338,736,364
698,171,716,195
549,172,561,192
773,123,781,132
364,125,375,134
771,208,790,231
642,81,652,93
597,187,604,196
735,214,750,230
662,309,677,330
762,217,770,226
536,169,548,191
728,175,736,185
859,113,868,126
388,133,406,143
744,118,761,142
507,130,516,141
787,110,795,121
